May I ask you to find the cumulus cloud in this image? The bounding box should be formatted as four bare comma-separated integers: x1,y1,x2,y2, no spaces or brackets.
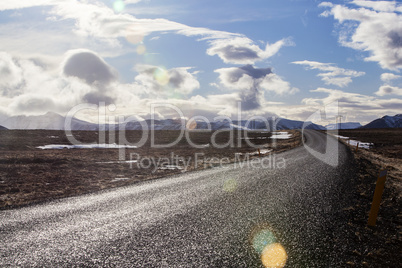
0,52,23,95
62,49,118,105
376,85,402,96
375,72,402,96
298,87,402,123
215,65,298,110
0,51,119,115
320,1,402,70
63,50,117,85
135,65,200,96
380,72,401,82
292,60,365,87
207,37,291,64
9,94,57,114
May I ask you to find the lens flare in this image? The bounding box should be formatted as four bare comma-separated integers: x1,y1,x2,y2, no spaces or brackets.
154,67,170,85
113,0,125,12
126,27,145,45
261,243,287,268
136,44,146,55
223,178,237,192
249,224,288,268
186,119,197,130
252,229,276,255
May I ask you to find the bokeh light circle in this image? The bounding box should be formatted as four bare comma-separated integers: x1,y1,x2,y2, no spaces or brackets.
113,0,125,12
223,178,237,192
153,67,170,85
136,44,146,55
186,119,197,130
261,243,287,268
249,223,288,268
252,229,276,255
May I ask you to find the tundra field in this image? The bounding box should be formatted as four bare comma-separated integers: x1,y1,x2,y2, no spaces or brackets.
0,129,301,209
327,128,401,267
0,128,401,266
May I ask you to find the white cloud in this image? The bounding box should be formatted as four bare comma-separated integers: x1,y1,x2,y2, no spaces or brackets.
207,37,291,65
0,52,23,94
380,72,401,82
0,0,62,11
1,1,287,65
376,72,402,96
215,65,298,110
292,60,365,87
260,73,299,95
320,1,402,70
135,65,200,96
375,85,402,96
351,0,402,13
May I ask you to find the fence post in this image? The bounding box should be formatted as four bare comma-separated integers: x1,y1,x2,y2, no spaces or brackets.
368,169,388,226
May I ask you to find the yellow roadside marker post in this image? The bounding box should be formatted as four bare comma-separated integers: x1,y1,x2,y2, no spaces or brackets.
368,169,388,227
258,148,261,156
355,142,359,153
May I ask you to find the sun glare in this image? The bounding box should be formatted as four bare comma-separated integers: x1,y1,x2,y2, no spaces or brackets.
261,243,288,268
113,0,125,12
250,224,287,268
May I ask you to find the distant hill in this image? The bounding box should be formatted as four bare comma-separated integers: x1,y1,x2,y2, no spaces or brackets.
0,125,7,130
325,122,362,130
361,114,402,129
0,112,326,131
0,112,98,130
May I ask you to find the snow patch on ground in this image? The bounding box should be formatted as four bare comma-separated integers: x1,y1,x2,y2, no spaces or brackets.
270,132,292,139
37,144,137,149
111,177,130,182
158,165,183,170
249,149,273,156
334,135,373,149
96,160,138,164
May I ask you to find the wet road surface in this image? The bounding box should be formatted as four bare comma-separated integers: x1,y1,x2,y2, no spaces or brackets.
0,130,355,267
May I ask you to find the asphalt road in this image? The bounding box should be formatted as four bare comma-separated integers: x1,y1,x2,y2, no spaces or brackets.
0,130,356,267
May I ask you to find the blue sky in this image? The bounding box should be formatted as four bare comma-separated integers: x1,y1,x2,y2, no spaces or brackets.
0,0,401,125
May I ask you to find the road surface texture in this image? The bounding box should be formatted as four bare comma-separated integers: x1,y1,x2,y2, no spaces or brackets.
1,130,356,267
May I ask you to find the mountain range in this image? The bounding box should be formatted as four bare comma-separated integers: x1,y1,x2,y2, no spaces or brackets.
0,112,400,130
360,114,402,129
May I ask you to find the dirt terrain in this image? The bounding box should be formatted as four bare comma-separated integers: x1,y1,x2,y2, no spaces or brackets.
1,128,401,266
328,128,402,267
0,129,301,209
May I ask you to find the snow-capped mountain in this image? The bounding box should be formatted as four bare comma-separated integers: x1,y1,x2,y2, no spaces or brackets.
0,112,98,130
361,114,402,129
325,122,362,130
0,112,327,131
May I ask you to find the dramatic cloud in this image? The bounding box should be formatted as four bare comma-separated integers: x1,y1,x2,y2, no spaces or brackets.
207,37,291,64
215,65,298,110
1,1,287,65
320,1,402,70
292,60,365,87
0,52,23,95
135,65,200,96
63,50,117,85
62,50,118,105
298,87,402,123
